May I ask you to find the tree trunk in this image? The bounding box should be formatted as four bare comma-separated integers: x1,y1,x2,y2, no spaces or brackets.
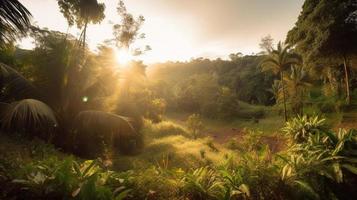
82,21,88,51
343,55,350,105
280,71,288,122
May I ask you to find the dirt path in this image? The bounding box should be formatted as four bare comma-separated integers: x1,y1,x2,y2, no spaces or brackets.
203,127,286,153
205,128,244,143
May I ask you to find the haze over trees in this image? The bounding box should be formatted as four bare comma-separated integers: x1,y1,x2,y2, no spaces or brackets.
0,0,357,200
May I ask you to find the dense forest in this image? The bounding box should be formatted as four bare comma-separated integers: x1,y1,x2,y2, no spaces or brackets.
1,0,357,199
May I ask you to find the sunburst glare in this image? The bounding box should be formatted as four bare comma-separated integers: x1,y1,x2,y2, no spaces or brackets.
115,49,133,66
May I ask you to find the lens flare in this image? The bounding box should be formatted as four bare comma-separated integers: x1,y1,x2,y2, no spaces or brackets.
116,49,132,65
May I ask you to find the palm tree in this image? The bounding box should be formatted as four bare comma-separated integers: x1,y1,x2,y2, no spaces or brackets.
284,65,311,116
0,0,32,46
261,42,301,121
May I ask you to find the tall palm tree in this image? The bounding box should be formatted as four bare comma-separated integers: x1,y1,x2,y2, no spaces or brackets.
0,0,32,46
261,42,301,121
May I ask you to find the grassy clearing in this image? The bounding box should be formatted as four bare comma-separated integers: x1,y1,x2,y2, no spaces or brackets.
166,104,285,136
111,120,235,171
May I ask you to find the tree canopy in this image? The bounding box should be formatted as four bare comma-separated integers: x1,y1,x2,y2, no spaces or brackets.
286,0,357,63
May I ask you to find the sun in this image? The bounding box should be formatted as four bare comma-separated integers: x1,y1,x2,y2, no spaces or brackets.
115,49,133,65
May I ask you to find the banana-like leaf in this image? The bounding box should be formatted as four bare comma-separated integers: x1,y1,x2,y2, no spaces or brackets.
294,180,319,200
342,164,357,175
1,99,57,133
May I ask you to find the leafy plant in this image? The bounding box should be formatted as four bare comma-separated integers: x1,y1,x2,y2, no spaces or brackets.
219,167,250,200
10,158,132,200
0,0,32,46
282,115,326,143
1,99,57,141
280,116,357,199
186,114,204,139
180,167,224,200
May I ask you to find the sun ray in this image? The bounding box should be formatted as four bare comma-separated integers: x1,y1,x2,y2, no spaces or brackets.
115,49,133,66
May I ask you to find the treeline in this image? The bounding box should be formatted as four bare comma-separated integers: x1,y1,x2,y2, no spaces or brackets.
148,56,275,119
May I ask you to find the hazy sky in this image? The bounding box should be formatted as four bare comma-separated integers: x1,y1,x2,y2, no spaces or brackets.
19,0,304,63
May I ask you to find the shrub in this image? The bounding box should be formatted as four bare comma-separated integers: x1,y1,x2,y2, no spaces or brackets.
282,115,326,143
4,158,132,200
280,116,357,199
180,167,224,200
186,114,204,139
147,98,167,123
239,129,265,152
1,99,57,141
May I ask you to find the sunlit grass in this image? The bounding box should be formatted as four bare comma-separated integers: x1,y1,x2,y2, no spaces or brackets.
111,120,234,171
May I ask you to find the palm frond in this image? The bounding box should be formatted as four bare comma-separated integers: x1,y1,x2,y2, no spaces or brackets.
0,0,32,45
1,99,57,135
0,62,38,101
260,58,280,74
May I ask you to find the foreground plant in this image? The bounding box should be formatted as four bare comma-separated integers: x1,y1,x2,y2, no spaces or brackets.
9,158,131,200
280,115,357,199
282,115,326,143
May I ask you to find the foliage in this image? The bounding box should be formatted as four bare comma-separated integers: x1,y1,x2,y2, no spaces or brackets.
115,61,166,125
239,129,265,152
150,56,275,113
180,166,225,200
285,65,311,115
280,115,357,199
57,0,105,29
282,115,326,143
0,62,37,101
286,0,357,104
6,158,131,200
186,114,204,139
0,0,32,46
286,0,357,63
1,99,57,141
261,42,302,121
112,0,145,50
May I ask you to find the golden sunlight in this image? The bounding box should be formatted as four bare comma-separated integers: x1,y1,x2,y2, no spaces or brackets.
115,49,133,66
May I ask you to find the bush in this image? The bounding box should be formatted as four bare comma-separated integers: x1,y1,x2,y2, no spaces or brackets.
282,115,326,143
279,116,357,199
147,98,167,123
186,114,204,139
1,99,57,141
239,129,265,152
180,167,224,200
2,158,132,200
